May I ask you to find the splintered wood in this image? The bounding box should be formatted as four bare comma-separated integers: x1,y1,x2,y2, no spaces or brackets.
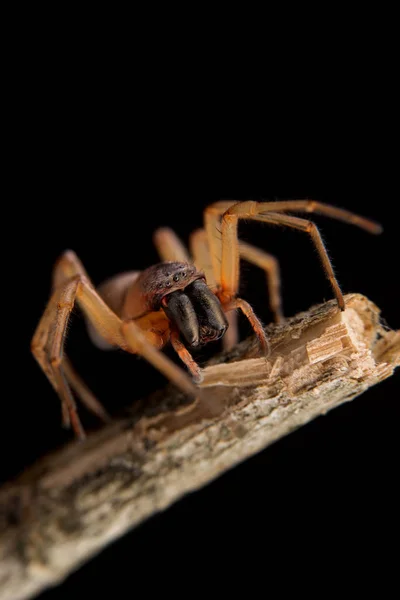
1,294,399,600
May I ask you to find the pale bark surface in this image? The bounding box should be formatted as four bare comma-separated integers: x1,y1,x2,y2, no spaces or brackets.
1,294,399,600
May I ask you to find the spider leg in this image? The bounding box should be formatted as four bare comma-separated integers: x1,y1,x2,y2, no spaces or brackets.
218,204,346,309
32,276,88,439
31,282,74,429
204,201,236,283
224,298,270,355
52,249,91,288
241,199,382,234
153,227,190,262
205,199,381,302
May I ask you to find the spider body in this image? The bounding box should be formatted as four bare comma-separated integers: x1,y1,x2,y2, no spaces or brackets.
32,200,382,439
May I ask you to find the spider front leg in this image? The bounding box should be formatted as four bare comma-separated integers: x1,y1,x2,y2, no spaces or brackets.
32,276,90,439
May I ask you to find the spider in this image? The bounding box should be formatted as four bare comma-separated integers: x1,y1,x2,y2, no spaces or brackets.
31,200,382,439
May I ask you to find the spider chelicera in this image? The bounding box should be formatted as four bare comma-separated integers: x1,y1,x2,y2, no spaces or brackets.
31,200,382,439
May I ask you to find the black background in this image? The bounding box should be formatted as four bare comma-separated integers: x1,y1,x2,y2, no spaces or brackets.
4,68,399,597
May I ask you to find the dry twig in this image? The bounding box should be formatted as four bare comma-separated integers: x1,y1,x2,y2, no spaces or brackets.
1,294,399,600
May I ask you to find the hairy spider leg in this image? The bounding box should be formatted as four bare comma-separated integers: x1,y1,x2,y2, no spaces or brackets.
205,200,382,313
32,277,86,436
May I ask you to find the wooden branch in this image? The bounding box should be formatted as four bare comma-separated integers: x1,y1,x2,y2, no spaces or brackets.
1,294,399,600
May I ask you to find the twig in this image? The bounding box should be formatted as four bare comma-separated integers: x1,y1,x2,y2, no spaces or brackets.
0,294,399,600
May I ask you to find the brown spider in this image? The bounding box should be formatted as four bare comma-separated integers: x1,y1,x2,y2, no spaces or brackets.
31,200,382,439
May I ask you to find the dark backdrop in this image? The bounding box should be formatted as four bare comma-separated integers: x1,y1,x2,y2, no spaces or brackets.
5,110,399,597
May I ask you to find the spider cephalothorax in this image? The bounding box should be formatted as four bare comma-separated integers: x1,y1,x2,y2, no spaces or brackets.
123,261,205,316
32,201,382,439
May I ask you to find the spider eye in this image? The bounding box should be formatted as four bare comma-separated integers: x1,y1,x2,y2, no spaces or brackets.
173,274,180,282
